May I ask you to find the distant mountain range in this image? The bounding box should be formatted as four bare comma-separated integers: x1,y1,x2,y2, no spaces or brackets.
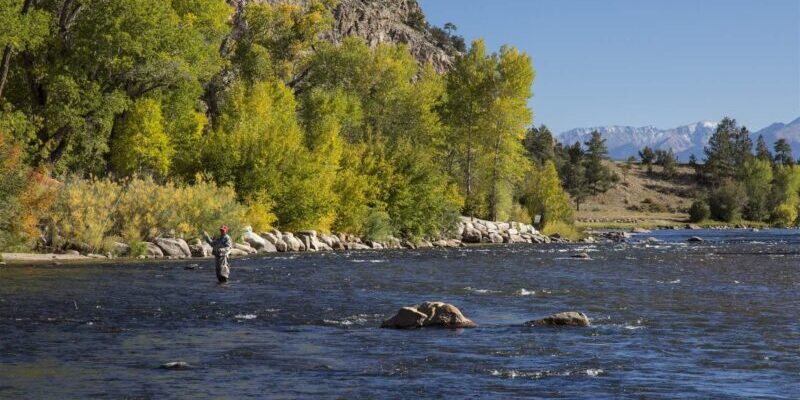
557,117,800,161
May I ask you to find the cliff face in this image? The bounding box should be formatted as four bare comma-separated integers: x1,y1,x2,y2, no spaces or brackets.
229,0,458,73
325,0,457,73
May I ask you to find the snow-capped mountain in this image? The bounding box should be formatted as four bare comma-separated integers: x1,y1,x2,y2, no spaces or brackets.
558,118,800,161
558,121,719,161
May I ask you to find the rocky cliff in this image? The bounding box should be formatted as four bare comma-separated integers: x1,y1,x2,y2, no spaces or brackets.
230,0,459,73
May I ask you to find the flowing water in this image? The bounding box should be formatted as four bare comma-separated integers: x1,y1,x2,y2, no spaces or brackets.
1,229,799,399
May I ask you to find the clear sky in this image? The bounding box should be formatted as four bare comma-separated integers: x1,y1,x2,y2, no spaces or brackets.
419,0,800,134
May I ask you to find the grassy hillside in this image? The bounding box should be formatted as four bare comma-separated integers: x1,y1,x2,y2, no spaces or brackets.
576,161,702,228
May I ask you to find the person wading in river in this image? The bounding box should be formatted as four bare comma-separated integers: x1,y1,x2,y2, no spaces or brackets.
204,225,233,283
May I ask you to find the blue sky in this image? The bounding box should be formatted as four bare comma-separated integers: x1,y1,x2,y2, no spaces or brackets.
419,0,800,134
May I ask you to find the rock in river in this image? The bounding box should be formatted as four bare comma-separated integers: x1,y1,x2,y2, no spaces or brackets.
687,236,704,243
160,361,191,370
526,311,590,327
154,238,191,258
381,301,477,329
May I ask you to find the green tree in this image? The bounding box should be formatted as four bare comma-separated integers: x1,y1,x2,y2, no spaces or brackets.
740,158,773,221
708,181,744,222
522,160,573,226
560,141,589,210
774,138,794,167
655,148,677,178
523,124,556,166
583,130,615,194
639,146,656,173
110,98,173,178
755,134,772,163
703,117,738,185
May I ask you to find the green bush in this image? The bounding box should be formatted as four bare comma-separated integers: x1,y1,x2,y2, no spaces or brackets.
708,183,743,222
688,200,710,222
362,209,393,242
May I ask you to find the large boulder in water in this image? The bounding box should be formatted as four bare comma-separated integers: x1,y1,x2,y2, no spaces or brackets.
687,236,704,243
381,301,477,329
154,238,191,258
525,311,590,327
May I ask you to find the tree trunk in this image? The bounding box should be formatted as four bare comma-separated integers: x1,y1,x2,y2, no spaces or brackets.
489,136,501,221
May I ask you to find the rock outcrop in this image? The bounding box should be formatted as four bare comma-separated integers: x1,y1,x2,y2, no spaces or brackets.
228,0,459,74
456,217,548,245
381,301,476,329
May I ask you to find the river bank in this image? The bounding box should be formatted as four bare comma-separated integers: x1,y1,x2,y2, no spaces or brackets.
0,216,554,265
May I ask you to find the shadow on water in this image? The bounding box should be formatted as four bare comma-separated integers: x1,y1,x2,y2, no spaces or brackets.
1,229,799,398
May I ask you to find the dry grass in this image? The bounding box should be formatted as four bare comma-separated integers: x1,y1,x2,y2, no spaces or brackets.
576,161,700,228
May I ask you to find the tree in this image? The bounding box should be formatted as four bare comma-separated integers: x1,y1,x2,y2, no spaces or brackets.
740,159,773,222
703,117,738,186
774,138,794,167
708,181,744,222
443,39,534,220
523,124,556,166
755,134,772,162
110,98,173,178
620,156,635,183
639,146,656,173
583,130,615,195
655,148,677,178
560,141,589,210
522,160,573,226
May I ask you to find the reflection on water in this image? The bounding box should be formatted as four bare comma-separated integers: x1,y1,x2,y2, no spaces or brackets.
1,229,799,399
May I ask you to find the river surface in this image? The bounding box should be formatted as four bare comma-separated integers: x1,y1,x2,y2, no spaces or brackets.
1,229,799,399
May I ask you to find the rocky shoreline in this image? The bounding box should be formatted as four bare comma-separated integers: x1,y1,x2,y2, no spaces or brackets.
1,216,555,265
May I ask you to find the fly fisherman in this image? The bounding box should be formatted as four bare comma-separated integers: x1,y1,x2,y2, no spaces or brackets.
204,225,233,283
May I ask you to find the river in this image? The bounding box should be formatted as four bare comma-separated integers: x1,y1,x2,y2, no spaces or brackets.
1,229,798,399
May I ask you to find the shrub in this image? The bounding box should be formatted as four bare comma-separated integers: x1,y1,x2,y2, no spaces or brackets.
52,178,121,253
0,134,57,251
688,200,710,222
541,221,584,241
362,209,393,242
708,183,744,222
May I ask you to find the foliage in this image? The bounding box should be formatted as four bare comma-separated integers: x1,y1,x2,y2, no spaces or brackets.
559,141,589,210
583,130,615,194
523,160,573,226
639,146,656,173
688,200,710,222
524,124,556,166
110,98,173,178
541,220,583,241
707,182,744,222
0,132,56,251
740,159,773,221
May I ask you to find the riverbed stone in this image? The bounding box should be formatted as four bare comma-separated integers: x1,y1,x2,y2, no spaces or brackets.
381,301,476,329
526,311,590,327
161,361,191,370
462,226,482,243
488,232,504,244
687,236,704,242
154,238,191,258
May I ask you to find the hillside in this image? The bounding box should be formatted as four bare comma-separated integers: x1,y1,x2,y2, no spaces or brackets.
576,161,702,227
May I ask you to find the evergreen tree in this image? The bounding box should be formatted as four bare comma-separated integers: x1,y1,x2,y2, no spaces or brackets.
774,138,794,167
703,117,738,185
560,141,589,210
639,146,656,173
523,124,556,166
755,134,773,162
582,130,615,195
655,148,677,178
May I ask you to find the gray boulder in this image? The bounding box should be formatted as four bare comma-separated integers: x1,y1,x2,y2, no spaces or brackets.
526,311,590,327
234,242,257,254
282,233,303,252
461,226,482,243
113,242,131,257
143,242,164,258
154,238,191,258
242,226,269,251
487,232,504,244
687,236,704,242
188,239,212,258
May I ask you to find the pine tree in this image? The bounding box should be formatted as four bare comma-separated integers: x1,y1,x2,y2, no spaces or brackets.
560,141,589,210
583,131,614,194
755,135,773,162
774,139,794,167
523,124,556,166
639,146,656,173
703,117,738,185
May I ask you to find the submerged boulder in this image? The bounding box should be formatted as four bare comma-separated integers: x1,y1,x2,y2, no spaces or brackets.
687,236,704,243
526,311,590,327
381,301,477,329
